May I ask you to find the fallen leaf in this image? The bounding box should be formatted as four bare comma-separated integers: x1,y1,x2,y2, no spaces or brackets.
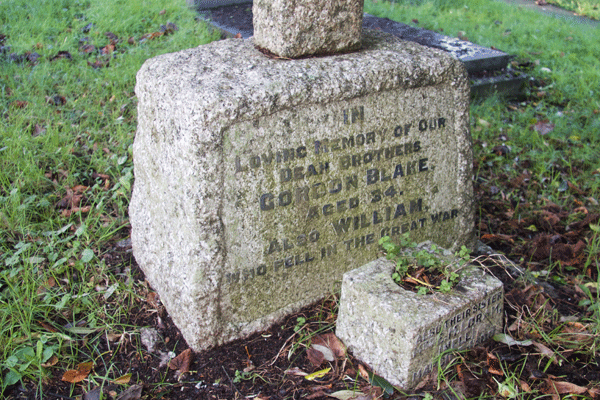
39,320,57,333
113,373,132,385
106,332,122,342
32,123,46,136
87,59,109,69
304,367,331,381
588,387,600,399
493,333,533,347
116,384,143,400
10,100,28,108
160,22,178,34
312,344,334,362
284,367,307,376
547,380,587,395
79,44,95,53
312,332,347,358
61,206,91,217
307,346,325,367
62,361,93,383
101,43,115,55
104,32,118,41
367,371,394,395
533,342,558,364
487,353,503,375
83,386,102,400
520,380,532,392
532,120,555,135
357,364,369,381
328,390,371,400
41,355,59,367
234,33,242,38
50,51,72,61
46,94,66,106
168,348,192,374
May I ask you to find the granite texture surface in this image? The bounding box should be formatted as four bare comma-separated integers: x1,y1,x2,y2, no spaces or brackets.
130,30,473,350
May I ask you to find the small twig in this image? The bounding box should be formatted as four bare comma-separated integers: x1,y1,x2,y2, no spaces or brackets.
269,332,297,366
404,274,434,287
221,365,243,398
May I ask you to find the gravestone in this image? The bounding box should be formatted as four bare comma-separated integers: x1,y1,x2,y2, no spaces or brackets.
130,0,474,351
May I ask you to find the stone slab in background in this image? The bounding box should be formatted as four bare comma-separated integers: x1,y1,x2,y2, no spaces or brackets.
252,0,364,58
336,256,504,389
130,30,474,351
361,14,509,74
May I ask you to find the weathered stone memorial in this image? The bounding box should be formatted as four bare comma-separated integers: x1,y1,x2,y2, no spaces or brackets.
336,252,503,389
130,0,475,351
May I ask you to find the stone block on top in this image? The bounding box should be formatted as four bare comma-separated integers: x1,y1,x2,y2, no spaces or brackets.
252,0,364,58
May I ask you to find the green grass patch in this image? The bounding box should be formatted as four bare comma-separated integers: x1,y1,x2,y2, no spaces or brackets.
0,0,218,395
545,0,600,20
366,0,600,200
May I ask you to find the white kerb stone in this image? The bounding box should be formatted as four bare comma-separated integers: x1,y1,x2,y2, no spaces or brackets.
252,0,364,58
336,257,503,389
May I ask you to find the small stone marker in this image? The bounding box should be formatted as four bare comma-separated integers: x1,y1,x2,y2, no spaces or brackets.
130,1,474,351
336,255,503,389
252,0,364,58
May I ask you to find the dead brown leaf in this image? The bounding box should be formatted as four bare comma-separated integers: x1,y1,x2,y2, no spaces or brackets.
41,355,59,368
104,32,118,41
532,120,555,135
50,50,72,61
62,361,93,383
115,384,143,400
87,59,109,69
79,44,95,53
487,353,503,376
545,380,588,395
533,342,558,364
101,43,115,54
168,348,192,374
10,100,28,108
307,346,325,367
312,332,347,358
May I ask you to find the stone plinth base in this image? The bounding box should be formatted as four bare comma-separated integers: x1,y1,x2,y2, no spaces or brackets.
130,30,473,351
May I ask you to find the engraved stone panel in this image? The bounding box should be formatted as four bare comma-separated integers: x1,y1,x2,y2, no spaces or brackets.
130,30,474,351
336,257,503,389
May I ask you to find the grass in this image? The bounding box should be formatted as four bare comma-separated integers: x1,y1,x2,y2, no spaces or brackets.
543,0,600,20
368,0,600,204
0,0,218,395
1,0,599,397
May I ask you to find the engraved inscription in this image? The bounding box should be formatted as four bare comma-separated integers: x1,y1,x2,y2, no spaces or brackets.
225,108,461,286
